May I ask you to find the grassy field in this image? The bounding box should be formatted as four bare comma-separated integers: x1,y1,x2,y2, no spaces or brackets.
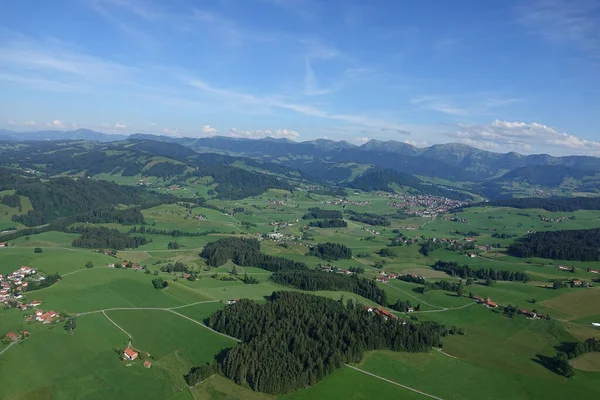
2,190,600,399
571,353,600,372
281,364,425,400
0,313,176,400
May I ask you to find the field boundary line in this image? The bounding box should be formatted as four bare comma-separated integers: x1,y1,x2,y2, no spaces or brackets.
345,364,445,400
168,300,220,310
385,283,445,309
167,310,241,343
102,310,132,340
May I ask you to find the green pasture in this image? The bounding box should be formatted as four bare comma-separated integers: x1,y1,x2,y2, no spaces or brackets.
281,364,424,400
105,309,236,362
353,349,600,400
28,268,212,313
0,313,177,400
0,246,117,276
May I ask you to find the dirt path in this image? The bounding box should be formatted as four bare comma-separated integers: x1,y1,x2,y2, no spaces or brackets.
167,310,240,342
0,341,18,356
384,283,445,309
74,300,240,343
102,310,132,339
74,300,221,316
345,364,445,400
434,347,458,359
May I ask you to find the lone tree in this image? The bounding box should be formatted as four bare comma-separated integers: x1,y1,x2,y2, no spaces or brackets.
152,278,168,289
64,318,77,333
231,264,238,276
85,261,94,268
34,247,42,253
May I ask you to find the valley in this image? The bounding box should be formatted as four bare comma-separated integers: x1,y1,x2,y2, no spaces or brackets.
0,136,599,399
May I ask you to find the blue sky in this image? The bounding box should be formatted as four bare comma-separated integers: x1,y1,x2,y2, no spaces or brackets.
0,0,599,155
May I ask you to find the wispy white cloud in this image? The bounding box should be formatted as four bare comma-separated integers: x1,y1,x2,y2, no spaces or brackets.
517,0,600,58
262,0,321,22
410,95,521,116
89,0,165,21
410,96,470,116
0,37,135,82
448,119,600,155
227,128,299,139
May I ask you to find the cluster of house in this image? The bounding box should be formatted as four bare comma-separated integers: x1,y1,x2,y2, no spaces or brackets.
571,279,593,288
472,296,499,308
362,227,381,235
320,265,355,275
444,216,469,223
320,199,369,206
123,346,152,368
2,330,29,342
386,194,471,215
269,219,299,228
262,232,299,243
106,261,143,271
0,266,39,304
18,299,42,311
268,199,287,205
363,306,400,321
538,215,569,223
376,271,401,283
31,309,59,324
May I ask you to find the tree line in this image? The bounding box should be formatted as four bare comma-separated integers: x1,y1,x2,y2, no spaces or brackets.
307,242,352,260
302,207,343,219
508,228,600,261
74,207,145,225
8,176,171,226
200,237,307,272
308,219,347,228
465,197,600,212
345,210,390,226
129,225,216,237
270,269,388,305
544,338,600,378
187,165,292,200
68,226,149,250
1,193,21,208
205,291,445,394
432,261,530,282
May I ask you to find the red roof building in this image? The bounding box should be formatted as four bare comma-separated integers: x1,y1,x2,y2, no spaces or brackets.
124,347,139,360
6,332,18,342
143,360,152,368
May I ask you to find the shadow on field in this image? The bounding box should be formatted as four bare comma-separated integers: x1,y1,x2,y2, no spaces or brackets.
532,354,562,376
555,341,578,353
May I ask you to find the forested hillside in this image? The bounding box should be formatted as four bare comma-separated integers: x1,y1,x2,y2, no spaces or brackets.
467,197,600,212
206,291,444,394
200,237,307,271
270,269,387,305
9,177,169,226
508,228,600,261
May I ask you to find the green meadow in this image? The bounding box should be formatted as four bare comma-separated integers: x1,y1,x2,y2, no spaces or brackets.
2,190,600,399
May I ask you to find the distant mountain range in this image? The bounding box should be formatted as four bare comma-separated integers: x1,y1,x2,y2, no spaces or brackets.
2,129,600,189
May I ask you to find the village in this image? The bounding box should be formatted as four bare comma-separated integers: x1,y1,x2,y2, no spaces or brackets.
386,193,472,215
0,265,39,305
